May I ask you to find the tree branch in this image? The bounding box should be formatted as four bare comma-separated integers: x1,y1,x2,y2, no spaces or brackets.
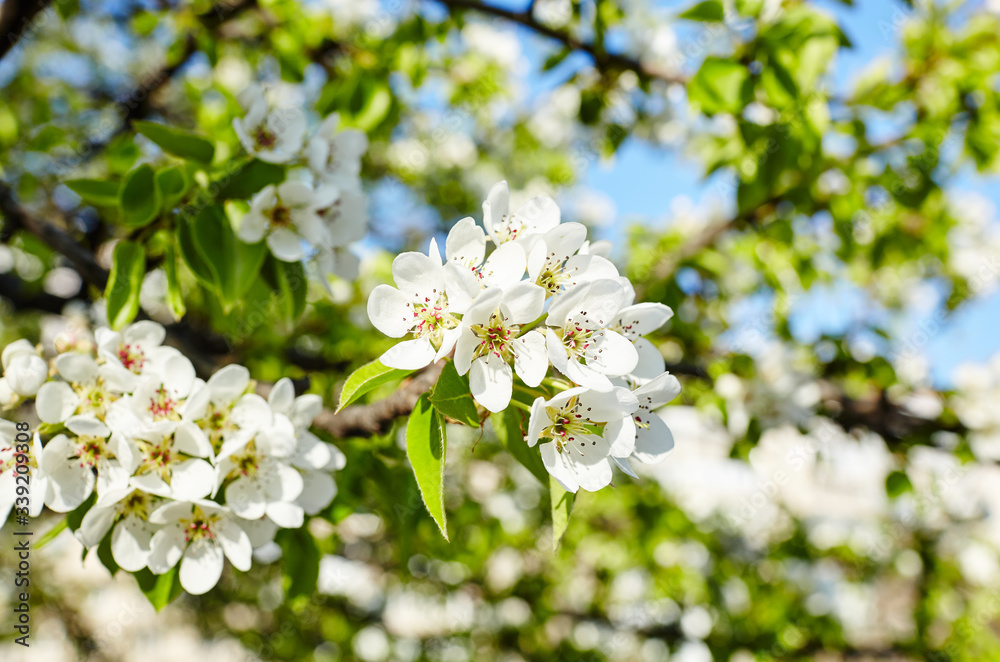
0,0,51,62
310,361,445,438
0,179,110,289
428,0,685,85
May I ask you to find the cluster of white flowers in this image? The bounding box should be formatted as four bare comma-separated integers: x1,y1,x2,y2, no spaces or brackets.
232,83,369,284
367,181,681,493
950,353,1000,461
0,321,344,595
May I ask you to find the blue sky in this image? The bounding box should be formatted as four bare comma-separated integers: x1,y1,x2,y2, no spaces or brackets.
491,0,1000,386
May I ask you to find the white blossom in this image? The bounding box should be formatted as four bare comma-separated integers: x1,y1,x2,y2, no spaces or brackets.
454,284,547,412
306,113,368,186
238,181,340,262
148,500,252,595
0,424,46,527
482,180,560,246
544,279,638,391
367,246,467,370
76,487,160,571
528,387,639,492
232,84,307,164
2,339,47,397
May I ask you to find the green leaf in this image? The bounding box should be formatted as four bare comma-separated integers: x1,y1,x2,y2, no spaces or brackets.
96,534,120,575
337,359,414,412
429,361,480,427
155,165,189,209
65,179,119,207
215,159,286,199
66,492,97,532
678,0,725,21
886,470,913,499
277,528,321,598
135,567,182,611
163,242,186,320
263,254,308,323
542,47,572,71
175,215,216,288
354,82,392,131
688,57,752,115
491,408,548,485
550,476,575,551
134,120,215,164
119,163,161,228
35,517,67,549
406,393,448,540
185,205,265,310
105,241,145,330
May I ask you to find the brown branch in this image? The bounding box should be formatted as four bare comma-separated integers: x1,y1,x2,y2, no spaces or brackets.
0,179,110,289
0,0,51,62
428,0,686,85
310,361,445,438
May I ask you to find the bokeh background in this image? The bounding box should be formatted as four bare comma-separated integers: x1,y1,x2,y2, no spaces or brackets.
3,0,1000,660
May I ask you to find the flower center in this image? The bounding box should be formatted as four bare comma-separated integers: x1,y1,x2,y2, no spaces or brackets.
471,309,518,362
536,267,568,296
410,292,459,348
148,385,178,420
118,491,153,519
494,214,525,244
560,324,599,361
75,434,113,468
181,507,220,543
118,343,145,373
75,380,115,417
255,126,277,149
540,398,600,453
270,204,293,227
228,443,261,479
136,438,176,481
197,402,238,453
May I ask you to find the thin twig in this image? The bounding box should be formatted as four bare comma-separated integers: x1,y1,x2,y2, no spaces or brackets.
429,0,686,85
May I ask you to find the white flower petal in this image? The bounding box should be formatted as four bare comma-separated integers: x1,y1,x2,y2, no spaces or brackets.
635,371,682,409
112,515,153,572
513,331,547,388
76,505,116,547
380,337,437,370
445,216,486,266
585,330,639,377
470,354,513,413
169,459,215,501
540,441,580,493
367,285,414,337
266,501,304,528
633,414,675,464
180,541,225,595
296,470,337,515
148,524,186,574
225,477,267,520
391,251,443,299
629,338,667,384
36,382,78,423
217,517,253,571
480,242,527,288
55,352,99,383
267,228,306,262
268,378,295,414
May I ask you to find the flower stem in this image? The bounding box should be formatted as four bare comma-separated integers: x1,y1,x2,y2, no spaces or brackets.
519,312,548,334
513,383,544,399
542,376,572,391
509,399,532,413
